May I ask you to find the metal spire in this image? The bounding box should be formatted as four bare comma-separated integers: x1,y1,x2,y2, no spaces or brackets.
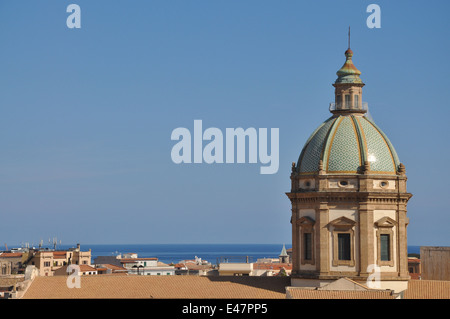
348,26,351,49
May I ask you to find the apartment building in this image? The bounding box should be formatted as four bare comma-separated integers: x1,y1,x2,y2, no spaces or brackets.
29,244,92,276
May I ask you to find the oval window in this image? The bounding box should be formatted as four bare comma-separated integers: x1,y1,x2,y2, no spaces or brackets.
339,180,348,187
305,181,311,187
380,181,388,188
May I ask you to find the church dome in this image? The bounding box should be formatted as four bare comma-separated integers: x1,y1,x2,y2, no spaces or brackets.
296,115,400,175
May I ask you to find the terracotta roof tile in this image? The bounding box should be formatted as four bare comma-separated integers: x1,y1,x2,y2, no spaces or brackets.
22,276,290,299
0,277,24,287
0,253,23,258
287,288,395,299
183,264,212,270
97,264,127,271
253,263,292,270
403,280,450,299
78,265,97,272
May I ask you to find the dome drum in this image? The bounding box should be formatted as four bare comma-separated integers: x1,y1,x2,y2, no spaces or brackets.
290,171,407,194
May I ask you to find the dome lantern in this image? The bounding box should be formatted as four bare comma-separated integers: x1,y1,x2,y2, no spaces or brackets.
330,33,367,115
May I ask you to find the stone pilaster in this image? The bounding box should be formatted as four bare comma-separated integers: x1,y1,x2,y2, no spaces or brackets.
358,206,374,277
397,204,409,278
317,204,329,276
291,204,299,275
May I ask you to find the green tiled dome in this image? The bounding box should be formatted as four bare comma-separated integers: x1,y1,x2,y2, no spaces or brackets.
297,115,400,175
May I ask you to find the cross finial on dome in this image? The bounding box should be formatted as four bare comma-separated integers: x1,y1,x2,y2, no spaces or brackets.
335,30,362,85
348,26,351,49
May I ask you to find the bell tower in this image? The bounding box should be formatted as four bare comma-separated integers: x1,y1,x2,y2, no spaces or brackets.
287,41,412,292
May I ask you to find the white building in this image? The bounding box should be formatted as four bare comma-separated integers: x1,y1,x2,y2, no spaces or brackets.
119,255,175,276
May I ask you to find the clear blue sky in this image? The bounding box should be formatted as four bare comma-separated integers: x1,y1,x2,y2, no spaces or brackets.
0,1,449,246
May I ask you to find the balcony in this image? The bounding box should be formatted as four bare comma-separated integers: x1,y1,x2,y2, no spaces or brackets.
329,101,368,113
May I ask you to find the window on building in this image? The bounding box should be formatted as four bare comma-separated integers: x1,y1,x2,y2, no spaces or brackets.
336,95,342,107
338,233,351,261
144,262,147,267
354,94,359,108
297,216,315,265
375,217,397,267
345,95,351,108
380,234,390,261
304,233,312,261
83,260,87,265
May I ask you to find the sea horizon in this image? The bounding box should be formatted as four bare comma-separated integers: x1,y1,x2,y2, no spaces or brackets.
6,243,424,265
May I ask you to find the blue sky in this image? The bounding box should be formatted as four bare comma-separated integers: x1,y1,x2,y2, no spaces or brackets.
0,0,449,246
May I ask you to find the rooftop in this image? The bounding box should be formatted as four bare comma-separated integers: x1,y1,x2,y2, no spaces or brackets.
253,263,292,271
0,277,24,288
22,275,290,299
120,258,158,263
403,280,450,299
18,275,450,299
0,253,23,258
96,263,127,271
78,265,97,272
286,288,396,299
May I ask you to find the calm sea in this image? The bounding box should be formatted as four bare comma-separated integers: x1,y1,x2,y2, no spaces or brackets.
49,244,422,265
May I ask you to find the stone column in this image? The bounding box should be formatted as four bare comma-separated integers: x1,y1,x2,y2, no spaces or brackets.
350,88,355,109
